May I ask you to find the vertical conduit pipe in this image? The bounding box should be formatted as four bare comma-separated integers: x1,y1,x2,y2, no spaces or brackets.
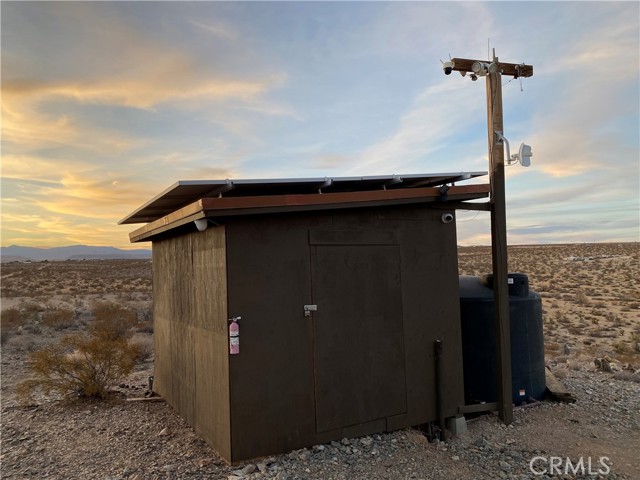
435,339,447,441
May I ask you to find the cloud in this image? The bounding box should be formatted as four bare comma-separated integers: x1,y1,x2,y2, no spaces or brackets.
311,154,351,169
190,19,238,41
1,2,293,159
518,6,638,179
1,211,130,248
345,81,484,175
3,75,272,110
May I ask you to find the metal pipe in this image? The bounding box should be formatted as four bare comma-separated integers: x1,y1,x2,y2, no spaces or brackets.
434,339,447,441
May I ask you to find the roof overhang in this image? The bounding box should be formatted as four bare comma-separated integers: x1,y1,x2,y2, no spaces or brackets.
119,172,487,225
127,182,490,243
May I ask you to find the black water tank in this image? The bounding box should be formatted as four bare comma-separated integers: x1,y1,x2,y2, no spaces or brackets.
459,273,545,405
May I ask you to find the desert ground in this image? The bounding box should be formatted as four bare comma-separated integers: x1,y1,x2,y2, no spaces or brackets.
1,243,639,479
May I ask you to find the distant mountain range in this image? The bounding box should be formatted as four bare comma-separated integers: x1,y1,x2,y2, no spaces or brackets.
0,245,152,262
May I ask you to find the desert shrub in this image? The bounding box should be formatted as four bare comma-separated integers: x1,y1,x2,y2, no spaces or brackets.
1,328,13,345
42,308,75,330
91,301,138,340
18,300,41,312
545,343,560,353
129,334,154,363
7,334,42,353
17,324,141,401
22,322,42,334
612,341,629,355
613,371,640,384
553,367,568,379
575,291,589,306
1,308,25,329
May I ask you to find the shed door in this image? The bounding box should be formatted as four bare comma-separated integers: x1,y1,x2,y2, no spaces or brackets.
310,233,407,433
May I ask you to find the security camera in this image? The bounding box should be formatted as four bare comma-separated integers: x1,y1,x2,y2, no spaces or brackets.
470,73,478,81
441,213,454,224
441,60,454,75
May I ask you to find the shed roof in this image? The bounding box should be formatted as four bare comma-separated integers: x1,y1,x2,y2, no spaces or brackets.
120,172,487,225
122,172,490,242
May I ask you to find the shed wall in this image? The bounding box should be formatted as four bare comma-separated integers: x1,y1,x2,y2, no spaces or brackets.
153,225,231,460
225,205,464,461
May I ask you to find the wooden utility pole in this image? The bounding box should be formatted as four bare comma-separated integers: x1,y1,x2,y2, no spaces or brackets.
448,52,533,425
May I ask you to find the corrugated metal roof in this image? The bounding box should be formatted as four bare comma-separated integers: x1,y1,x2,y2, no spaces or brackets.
120,172,486,224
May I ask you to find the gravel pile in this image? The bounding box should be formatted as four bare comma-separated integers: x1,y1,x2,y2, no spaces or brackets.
2,365,638,480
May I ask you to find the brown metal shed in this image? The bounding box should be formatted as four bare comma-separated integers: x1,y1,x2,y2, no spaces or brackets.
121,173,489,463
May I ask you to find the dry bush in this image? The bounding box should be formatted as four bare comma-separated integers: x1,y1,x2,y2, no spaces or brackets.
91,301,138,340
1,328,13,345
553,367,568,379
129,333,154,363
2,308,30,344
613,371,640,383
7,334,44,353
613,341,629,355
17,320,141,401
545,343,560,354
42,308,76,330
17,300,43,316
575,291,589,306
2,308,26,329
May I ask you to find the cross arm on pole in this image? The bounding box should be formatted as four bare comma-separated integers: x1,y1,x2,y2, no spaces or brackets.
451,58,533,78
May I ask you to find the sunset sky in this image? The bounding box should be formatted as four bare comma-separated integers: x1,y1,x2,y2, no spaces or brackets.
1,1,638,249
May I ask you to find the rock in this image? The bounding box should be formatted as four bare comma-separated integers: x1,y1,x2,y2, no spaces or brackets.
341,437,350,446
499,460,512,471
361,436,373,447
474,437,491,448
198,458,214,467
161,464,175,471
157,427,169,436
563,343,570,355
257,462,270,473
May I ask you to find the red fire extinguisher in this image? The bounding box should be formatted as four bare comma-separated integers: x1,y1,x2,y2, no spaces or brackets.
229,316,240,355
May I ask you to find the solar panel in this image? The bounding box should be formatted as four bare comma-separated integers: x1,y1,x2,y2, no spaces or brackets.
120,172,486,224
